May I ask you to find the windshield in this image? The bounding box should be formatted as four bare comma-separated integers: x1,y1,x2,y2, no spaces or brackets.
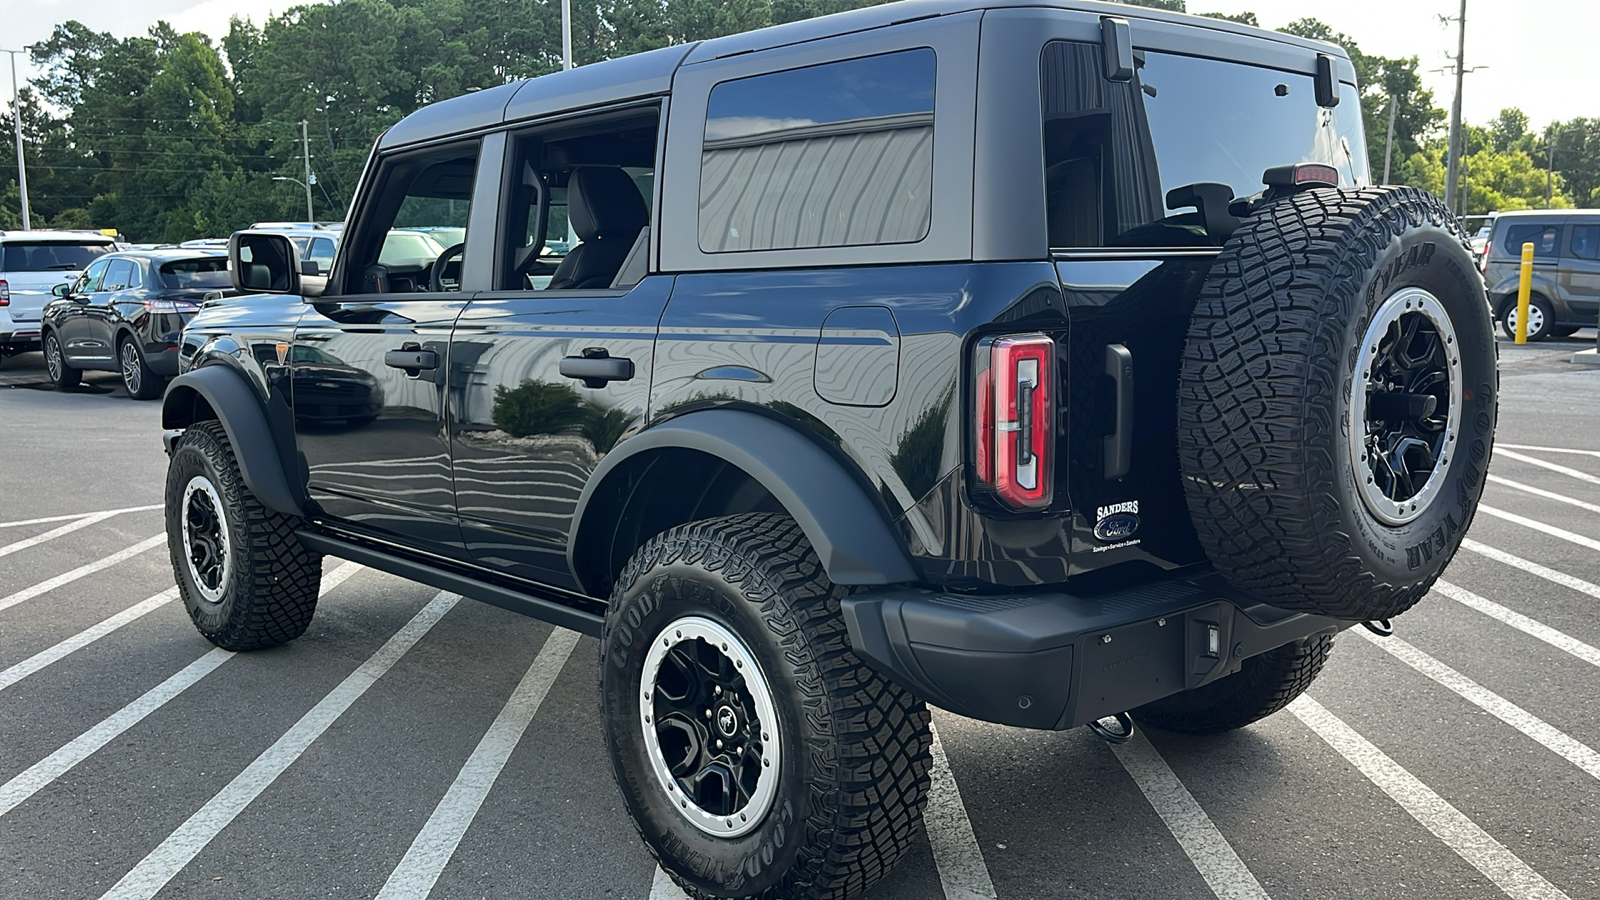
2,241,114,272
380,231,445,265
159,257,231,290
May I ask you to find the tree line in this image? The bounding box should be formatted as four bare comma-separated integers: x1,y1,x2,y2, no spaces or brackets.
0,0,1593,240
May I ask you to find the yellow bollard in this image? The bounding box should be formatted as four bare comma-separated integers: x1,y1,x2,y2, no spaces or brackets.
1515,242,1535,344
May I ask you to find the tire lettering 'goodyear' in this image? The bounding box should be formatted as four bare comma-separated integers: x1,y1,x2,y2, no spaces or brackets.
1374,241,1437,298
1406,510,1461,570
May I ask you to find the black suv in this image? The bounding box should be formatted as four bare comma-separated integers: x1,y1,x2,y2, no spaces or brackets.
160,3,1497,897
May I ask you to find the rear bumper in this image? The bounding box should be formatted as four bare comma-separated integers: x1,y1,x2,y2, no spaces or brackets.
841,575,1345,730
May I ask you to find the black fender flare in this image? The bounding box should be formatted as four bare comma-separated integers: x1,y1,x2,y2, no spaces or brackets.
162,365,304,518
570,409,918,594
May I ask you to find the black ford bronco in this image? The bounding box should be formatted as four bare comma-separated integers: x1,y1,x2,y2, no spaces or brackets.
160,1,1497,896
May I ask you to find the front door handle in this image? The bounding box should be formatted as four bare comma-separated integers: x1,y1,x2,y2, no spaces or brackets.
385,344,438,373
560,352,634,388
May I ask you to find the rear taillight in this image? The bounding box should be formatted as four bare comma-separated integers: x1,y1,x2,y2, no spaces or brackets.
0,279,9,306
975,333,1054,509
144,299,200,313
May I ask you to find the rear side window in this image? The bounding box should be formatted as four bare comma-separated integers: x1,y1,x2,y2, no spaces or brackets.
1504,223,1562,259
1570,225,1599,261
1041,41,1368,249
699,48,936,253
159,257,231,290
1,241,113,272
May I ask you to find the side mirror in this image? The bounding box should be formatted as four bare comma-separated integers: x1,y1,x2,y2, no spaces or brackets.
51,283,69,297
230,231,302,295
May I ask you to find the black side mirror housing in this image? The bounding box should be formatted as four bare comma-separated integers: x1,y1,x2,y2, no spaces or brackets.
230,231,302,296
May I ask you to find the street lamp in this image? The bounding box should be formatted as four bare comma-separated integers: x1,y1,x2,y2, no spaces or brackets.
272,175,315,222
1,46,37,231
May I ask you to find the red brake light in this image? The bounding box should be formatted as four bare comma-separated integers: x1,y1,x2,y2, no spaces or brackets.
0,279,9,306
975,334,1054,509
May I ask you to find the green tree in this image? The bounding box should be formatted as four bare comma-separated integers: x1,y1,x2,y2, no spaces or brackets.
1200,12,1259,25
1536,118,1600,207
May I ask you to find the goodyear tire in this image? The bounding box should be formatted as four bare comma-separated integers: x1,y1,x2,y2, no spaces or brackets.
600,513,931,900
1180,187,1496,621
165,421,324,650
1135,634,1334,733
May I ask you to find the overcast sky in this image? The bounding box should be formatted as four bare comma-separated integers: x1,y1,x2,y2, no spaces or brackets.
3,0,1594,132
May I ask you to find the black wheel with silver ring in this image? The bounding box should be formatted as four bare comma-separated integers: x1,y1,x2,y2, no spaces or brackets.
180,475,233,604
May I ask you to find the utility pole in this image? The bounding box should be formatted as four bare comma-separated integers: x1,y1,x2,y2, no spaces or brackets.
3,48,32,230
1383,89,1398,184
562,0,572,71
300,119,314,223
1444,0,1467,217
1547,129,1557,208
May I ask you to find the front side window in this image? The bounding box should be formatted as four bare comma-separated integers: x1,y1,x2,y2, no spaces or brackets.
1041,41,1369,249
345,142,479,294
699,48,936,253
1504,223,1562,259
1570,224,1599,261
74,258,111,294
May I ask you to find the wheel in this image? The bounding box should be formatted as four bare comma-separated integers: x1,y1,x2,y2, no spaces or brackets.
1134,635,1335,733
120,336,163,400
43,331,81,389
1548,323,1581,338
1500,295,1555,341
165,420,324,650
1180,187,1497,621
600,513,931,900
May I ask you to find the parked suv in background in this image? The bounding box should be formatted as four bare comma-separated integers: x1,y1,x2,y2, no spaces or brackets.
0,230,116,366
41,249,231,398
1483,209,1600,340
159,3,1496,897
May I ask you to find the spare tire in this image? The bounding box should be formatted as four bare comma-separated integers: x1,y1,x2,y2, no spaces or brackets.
1179,187,1496,621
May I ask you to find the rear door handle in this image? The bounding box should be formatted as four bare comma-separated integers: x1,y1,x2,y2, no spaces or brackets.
560,353,634,388
385,345,438,372
1104,343,1133,480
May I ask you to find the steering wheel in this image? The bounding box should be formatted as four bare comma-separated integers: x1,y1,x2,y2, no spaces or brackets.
429,243,465,293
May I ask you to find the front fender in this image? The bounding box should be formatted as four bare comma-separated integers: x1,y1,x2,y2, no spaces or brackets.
162,364,304,518
570,409,918,594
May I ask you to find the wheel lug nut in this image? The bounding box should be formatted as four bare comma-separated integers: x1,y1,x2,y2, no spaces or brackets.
716,739,723,750
705,709,712,719
714,685,722,696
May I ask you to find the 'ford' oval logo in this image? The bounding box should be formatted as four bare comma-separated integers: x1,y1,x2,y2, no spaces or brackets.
1094,513,1140,542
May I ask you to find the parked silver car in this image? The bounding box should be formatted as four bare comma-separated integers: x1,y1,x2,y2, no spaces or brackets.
1483,209,1600,340
0,230,117,365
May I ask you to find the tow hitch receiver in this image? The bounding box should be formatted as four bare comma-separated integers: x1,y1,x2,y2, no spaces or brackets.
1088,712,1135,744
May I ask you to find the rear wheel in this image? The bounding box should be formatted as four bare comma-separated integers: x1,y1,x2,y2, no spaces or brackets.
120,336,163,400
165,420,323,650
1500,295,1555,341
601,513,931,900
44,331,80,389
1135,635,1335,733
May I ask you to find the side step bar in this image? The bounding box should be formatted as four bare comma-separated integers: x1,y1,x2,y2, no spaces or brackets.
296,530,604,637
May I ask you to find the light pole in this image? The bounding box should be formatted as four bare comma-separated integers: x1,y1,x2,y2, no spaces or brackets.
2,47,35,231
272,176,315,221
1545,126,1582,208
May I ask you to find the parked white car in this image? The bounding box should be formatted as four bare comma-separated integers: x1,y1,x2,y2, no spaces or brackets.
0,230,117,366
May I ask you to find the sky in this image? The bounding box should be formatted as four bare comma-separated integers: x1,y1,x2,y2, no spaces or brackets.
2,0,1595,132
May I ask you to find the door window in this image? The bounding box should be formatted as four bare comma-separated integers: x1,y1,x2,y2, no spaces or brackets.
1504,223,1563,259
101,259,137,292
698,48,936,253
74,258,111,294
1571,225,1599,261
343,141,479,294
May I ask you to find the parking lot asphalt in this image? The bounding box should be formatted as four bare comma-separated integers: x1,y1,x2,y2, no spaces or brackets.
3,333,1600,900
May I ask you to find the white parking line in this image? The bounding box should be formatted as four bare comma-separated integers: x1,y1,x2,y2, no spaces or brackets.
1353,629,1600,782
1289,697,1570,900
649,866,690,900
1487,474,1600,516
926,718,999,900
1108,730,1270,900
0,511,119,557
0,565,363,812
1494,449,1600,489
1479,505,1600,553
1463,538,1600,602
0,562,363,694
0,534,166,614
0,648,234,818
1498,443,1600,459
375,627,579,900
0,504,162,529
99,591,459,900
1434,580,1600,670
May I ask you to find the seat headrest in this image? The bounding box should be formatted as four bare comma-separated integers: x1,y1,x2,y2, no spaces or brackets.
568,167,648,242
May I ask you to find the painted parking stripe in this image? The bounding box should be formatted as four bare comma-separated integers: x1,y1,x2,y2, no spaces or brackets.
374,627,580,900
0,534,166,614
1289,697,1570,900
1494,449,1600,489
926,718,999,900
1487,474,1600,516
1434,580,1600,670
0,565,363,814
99,591,459,900
1108,730,1270,900
1353,629,1600,781
0,504,162,529
0,511,119,557
1479,505,1600,553
649,866,690,900
0,563,363,694
1463,539,1600,602
1497,443,1600,459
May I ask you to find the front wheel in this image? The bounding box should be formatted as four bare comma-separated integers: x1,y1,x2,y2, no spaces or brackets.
600,513,931,900
44,331,81,389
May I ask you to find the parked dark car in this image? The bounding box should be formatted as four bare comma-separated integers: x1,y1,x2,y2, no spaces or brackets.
1483,209,1600,340
161,3,1495,898
42,249,232,399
